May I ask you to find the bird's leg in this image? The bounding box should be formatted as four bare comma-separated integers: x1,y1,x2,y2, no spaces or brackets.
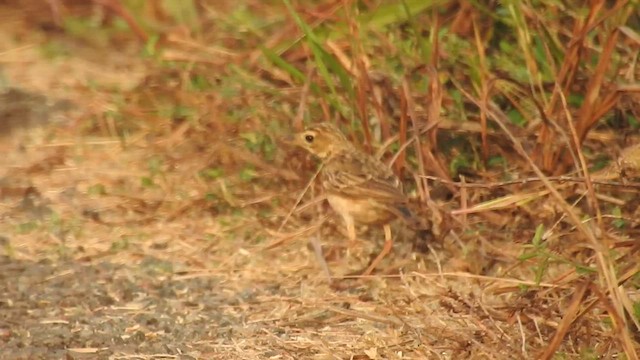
344,215,357,248
362,224,393,275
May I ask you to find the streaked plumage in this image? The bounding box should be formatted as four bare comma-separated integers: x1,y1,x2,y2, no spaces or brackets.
292,122,428,275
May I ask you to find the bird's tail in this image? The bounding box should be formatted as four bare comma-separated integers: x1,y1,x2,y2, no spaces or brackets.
392,204,426,229
391,204,435,252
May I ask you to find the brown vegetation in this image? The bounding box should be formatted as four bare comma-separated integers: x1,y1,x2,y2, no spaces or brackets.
0,1,639,359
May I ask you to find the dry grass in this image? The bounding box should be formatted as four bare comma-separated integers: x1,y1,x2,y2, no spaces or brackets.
0,0,639,359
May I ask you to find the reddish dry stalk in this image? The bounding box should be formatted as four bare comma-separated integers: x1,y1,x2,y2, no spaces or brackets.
420,67,453,191
450,1,475,36
301,0,343,22
355,62,373,152
457,82,635,357
459,176,468,226
396,98,408,175
401,78,430,199
590,284,639,360
536,0,603,171
420,175,640,189
495,113,636,360
557,87,603,232
293,67,314,131
539,281,589,360
369,75,390,148
472,15,489,163
427,14,441,151
590,91,621,124
370,76,391,142
318,95,331,123
574,29,620,143
95,0,149,42
342,0,372,152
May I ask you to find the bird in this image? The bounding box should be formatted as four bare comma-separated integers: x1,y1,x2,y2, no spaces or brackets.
290,122,430,275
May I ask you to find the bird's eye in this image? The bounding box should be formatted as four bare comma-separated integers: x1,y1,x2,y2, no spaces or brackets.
304,134,314,143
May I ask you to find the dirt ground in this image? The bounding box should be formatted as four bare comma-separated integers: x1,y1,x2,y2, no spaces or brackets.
0,2,638,360
0,8,489,359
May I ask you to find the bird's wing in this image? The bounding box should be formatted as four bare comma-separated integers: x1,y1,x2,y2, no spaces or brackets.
322,151,406,202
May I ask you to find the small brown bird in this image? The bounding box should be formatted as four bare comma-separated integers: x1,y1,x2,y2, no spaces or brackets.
291,122,429,275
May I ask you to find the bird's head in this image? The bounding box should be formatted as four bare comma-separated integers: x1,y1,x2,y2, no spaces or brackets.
290,123,352,159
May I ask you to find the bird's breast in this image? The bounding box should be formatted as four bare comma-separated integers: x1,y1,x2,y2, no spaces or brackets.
326,194,396,225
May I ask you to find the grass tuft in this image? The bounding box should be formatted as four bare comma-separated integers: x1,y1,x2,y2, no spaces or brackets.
0,0,638,358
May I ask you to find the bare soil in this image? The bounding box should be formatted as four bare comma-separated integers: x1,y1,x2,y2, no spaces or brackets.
0,2,638,360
